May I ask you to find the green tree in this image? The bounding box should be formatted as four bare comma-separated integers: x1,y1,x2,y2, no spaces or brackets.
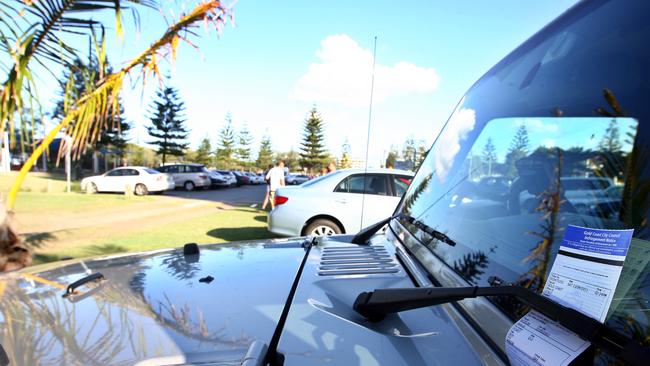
482,138,497,176
279,149,300,171
146,85,189,165
599,119,622,152
236,124,253,166
256,135,274,169
505,125,529,177
53,57,131,156
299,107,328,172
339,139,352,169
385,152,398,168
402,137,417,165
215,113,236,169
194,137,213,166
414,140,429,170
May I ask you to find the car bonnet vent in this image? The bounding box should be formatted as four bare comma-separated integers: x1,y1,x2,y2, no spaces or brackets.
318,245,399,276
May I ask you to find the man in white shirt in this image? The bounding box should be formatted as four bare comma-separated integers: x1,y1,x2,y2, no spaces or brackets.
265,161,285,208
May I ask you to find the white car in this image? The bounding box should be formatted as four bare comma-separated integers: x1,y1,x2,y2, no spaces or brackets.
156,163,211,191
81,166,175,195
268,168,414,236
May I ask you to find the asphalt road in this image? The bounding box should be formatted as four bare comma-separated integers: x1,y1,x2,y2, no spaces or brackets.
165,184,268,205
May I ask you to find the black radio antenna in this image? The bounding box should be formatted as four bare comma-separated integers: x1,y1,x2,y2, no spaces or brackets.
359,36,378,231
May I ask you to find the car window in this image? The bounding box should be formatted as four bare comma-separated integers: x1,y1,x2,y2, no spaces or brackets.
398,117,647,363
144,168,160,174
164,165,179,173
392,175,412,197
105,169,123,177
123,169,139,176
335,174,389,195
156,166,167,173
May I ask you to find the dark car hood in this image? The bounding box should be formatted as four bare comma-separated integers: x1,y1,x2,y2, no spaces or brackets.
0,239,307,365
0,236,488,365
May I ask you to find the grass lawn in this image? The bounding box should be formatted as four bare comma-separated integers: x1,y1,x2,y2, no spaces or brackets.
13,191,156,213
33,207,274,264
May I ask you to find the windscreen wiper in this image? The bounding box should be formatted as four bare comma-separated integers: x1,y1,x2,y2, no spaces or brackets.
351,214,456,246
353,286,650,366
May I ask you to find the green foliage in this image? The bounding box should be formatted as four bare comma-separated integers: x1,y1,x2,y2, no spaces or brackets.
146,84,189,165
278,149,300,171
599,119,622,152
194,137,213,166
53,57,131,156
339,139,352,169
215,113,236,169
299,106,328,171
236,124,253,166
414,140,429,171
505,125,530,177
125,143,157,167
482,137,496,176
256,135,274,169
385,151,398,169
402,137,416,164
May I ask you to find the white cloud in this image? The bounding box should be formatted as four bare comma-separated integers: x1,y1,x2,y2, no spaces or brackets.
541,138,556,148
290,34,441,106
433,100,476,183
514,118,559,134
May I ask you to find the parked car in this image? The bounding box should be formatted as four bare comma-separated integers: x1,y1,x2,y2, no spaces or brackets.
232,171,249,186
155,163,211,191
80,166,174,195
268,168,413,236
216,170,237,187
286,174,310,185
207,170,230,188
245,172,263,184
519,176,618,213
2,2,650,366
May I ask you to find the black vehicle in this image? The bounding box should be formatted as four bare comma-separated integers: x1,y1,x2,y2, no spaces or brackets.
1,1,650,365
232,170,250,186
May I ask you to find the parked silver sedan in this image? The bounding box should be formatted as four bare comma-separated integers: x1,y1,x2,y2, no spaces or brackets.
268,168,413,236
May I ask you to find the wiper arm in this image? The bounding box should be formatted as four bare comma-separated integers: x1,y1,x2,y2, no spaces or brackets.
350,214,456,246
353,286,650,366
401,214,456,246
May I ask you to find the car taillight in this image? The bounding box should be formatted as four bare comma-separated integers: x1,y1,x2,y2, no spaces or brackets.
199,174,208,179
274,195,289,206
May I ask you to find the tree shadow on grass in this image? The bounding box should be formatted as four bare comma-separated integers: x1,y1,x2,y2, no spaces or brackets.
207,227,274,242
254,215,267,223
23,232,57,249
32,253,64,265
82,243,127,257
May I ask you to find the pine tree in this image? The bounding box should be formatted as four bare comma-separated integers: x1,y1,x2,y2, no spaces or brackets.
482,138,497,176
414,140,429,170
403,137,417,164
236,124,253,166
599,119,622,152
339,138,352,169
299,107,328,171
146,85,189,165
504,125,529,177
215,113,236,169
194,137,213,166
256,135,274,169
53,57,131,156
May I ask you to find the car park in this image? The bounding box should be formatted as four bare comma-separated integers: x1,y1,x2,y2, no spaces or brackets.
155,163,211,191
286,174,310,185
207,169,230,188
80,166,175,195
216,170,237,187
268,168,413,236
2,2,650,365
245,172,263,184
232,171,250,186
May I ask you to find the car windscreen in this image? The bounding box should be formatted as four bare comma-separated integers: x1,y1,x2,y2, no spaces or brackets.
144,168,160,174
397,116,650,360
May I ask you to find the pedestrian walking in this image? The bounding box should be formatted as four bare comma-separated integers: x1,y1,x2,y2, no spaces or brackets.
265,161,285,209
261,164,273,210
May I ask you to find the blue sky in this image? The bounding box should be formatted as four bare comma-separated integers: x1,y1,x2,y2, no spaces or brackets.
38,0,578,166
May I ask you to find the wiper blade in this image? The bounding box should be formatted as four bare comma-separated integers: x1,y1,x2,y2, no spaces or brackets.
401,214,456,246
351,216,395,244
353,286,650,366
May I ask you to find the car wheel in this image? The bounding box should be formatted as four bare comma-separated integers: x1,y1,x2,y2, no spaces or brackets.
184,181,195,191
305,219,342,236
90,183,98,194
135,184,148,196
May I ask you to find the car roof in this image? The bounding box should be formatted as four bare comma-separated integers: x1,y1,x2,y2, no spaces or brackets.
334,168,414,176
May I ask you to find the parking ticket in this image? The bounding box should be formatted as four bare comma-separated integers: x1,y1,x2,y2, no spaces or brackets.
505,225,634,366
